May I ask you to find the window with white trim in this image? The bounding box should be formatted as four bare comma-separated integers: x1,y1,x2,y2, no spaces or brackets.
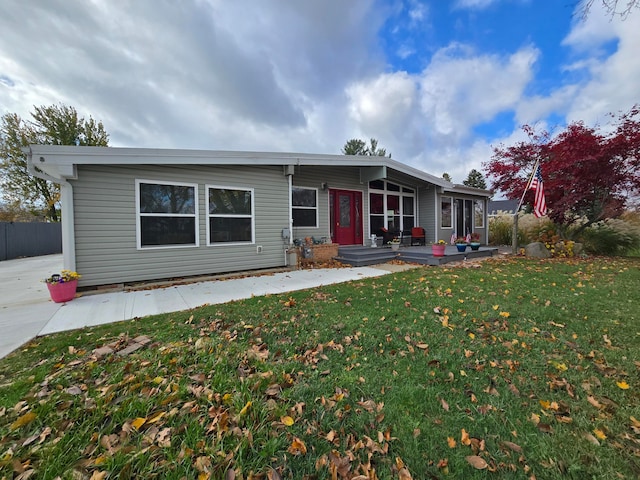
136,180,198,248
474,199,485,228
441,197,453,228
207,186,254,244
292,186,318,227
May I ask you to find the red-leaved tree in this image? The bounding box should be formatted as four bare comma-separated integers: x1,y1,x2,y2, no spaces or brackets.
484,105,640,237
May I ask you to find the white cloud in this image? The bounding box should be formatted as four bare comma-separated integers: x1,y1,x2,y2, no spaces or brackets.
515,85,578,126
454,0,498,9
342,43,539,182
3,0,637,191
563,9,640,126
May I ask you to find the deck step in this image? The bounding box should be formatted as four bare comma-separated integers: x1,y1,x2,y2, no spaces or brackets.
336,245,498,267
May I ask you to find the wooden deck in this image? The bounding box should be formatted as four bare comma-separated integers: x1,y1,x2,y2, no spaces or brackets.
335,245,498,267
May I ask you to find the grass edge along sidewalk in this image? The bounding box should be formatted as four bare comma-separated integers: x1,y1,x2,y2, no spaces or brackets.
1,256,639,479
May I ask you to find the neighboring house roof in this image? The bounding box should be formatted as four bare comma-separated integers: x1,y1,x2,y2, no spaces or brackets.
25,145,492,198
488,199,519,214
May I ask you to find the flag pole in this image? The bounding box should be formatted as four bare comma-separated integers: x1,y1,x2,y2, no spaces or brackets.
512,159,540,254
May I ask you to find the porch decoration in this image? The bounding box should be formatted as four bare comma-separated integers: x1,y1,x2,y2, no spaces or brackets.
469,232,481,251
388,237,401,251
455,237,468,252
296,237,339,264
45,270,81,303
432,239,446,257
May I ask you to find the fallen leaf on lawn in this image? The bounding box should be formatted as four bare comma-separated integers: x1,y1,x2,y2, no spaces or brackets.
461,428,471,446
146,411,165,424
89,472,107,480
398,467,413,479
616,381,630,390
281,415,294,426
501,441,522,453
239,401,252,416
631,416,640,428
507,382,520,396
10,411,36,431
267,468,282,480
466,455,488,469
65,386,83,395
195,455,212,473
587,396,602,408
157,427,171,447
583,432,600,446
557,415,573,424
131,417,146,430
447,437,456,448
15,470,36,480
440,398,449,411
530,413,540,426
288,436,307,455
593,428,607,440
537,423,554,434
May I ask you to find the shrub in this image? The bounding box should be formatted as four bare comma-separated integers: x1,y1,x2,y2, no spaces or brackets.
488,211,514,245
489,211,539,246
580,218,640,255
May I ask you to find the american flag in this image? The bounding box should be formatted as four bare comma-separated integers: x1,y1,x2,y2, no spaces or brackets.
529,164,547,217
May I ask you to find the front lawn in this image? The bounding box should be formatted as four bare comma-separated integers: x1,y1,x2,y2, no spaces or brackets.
1,257,639,479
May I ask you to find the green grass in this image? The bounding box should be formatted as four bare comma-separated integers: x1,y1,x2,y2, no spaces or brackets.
1,257,640,479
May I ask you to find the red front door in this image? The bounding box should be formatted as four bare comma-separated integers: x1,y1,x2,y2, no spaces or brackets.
330,189,363,245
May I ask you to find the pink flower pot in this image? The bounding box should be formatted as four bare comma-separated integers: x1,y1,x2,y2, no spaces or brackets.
432,244,446,257
47,280,78,303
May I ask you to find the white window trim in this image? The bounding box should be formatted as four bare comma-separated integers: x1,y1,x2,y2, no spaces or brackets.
474,199,485,229
368,182,416,233
135,179,199,250
441,196,453,229
291,186,319,228
206,184,255,246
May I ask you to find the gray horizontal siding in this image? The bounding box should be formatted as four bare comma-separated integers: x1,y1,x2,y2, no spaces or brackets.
292,165,367,244
71,164,290,287
418,185,436,243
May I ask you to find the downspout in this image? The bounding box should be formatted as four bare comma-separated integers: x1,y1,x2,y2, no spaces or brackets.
285,165,294,266
26,150,76,272
433,187,439,243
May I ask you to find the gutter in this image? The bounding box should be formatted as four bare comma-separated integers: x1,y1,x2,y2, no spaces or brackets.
25,147,76,272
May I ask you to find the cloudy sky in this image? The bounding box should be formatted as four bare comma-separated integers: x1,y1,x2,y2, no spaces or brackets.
1,0,639,185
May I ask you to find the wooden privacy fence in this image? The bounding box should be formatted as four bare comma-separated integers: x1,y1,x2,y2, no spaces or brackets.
0,222,62,261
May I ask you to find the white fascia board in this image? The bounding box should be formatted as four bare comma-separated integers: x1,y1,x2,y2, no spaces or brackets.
27,145,454,188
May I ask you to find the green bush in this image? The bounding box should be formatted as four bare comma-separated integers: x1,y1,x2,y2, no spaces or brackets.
580,218,640,255
489,212,536,246
488,213,513,245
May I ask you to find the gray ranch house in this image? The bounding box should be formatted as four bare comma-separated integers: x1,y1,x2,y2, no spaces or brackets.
26,146,491,287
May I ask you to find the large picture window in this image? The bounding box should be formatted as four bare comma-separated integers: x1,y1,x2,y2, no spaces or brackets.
441,197,453,228
292,186,318,227
368,180,415,235
207,186,254,244
136,180,198,248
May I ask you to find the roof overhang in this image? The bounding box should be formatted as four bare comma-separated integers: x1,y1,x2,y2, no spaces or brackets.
24,145,490,197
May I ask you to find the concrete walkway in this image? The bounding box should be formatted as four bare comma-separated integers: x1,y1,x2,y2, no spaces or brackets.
1,255,402,359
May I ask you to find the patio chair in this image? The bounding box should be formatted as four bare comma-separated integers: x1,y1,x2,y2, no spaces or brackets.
411,227,426,246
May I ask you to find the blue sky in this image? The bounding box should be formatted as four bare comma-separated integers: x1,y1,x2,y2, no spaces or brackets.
1,0,639,187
